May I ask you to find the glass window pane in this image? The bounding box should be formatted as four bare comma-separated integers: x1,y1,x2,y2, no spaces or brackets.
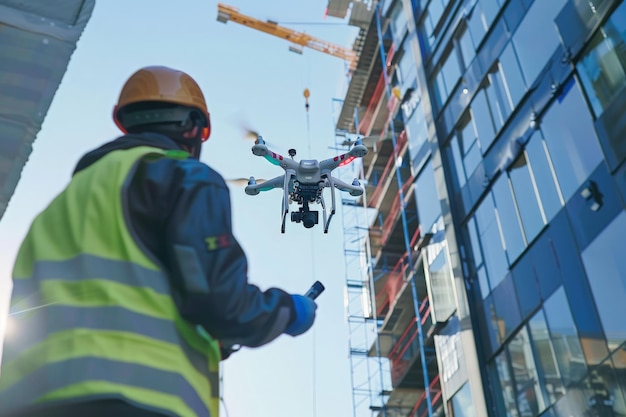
415,162,441,232
398,46,417,90
492,175,525,264
510,326,546,416
493,273,522,341
461,115,482,177
511,0,568,84
587,356,626,417
512,255,540,319
576,1,626,117
529,310,565,406
471,89,496,151
475,193,509,289
440,47,462,102
509,153,545,243
611,345,626,410
467,2,487,47
543,287,587,387
485,66,512,131
499,42,527,107
406,105,428,160
495,350,520,417
582,211,626,351
524,132,562,222
390,1,407,42
450,382,476,417
448,133,467,188
429,0,445,27
458,24,475,68
540,80,604,201
421,10,436,50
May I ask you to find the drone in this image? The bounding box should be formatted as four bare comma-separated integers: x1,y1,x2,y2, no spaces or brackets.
244,135,369,233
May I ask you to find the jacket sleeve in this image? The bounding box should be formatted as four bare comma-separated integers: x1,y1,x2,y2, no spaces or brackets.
127,156,296,348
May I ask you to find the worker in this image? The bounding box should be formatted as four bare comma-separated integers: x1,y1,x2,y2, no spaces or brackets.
0,65,317,417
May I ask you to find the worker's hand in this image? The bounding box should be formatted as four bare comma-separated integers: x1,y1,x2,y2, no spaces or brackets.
284,295,317,336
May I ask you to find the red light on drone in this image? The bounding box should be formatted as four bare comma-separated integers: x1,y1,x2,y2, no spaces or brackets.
338,156,357,167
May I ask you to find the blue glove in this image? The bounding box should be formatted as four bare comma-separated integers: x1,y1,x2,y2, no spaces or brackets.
285,294,317,336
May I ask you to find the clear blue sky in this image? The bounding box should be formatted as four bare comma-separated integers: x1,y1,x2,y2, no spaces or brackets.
0,1,362,416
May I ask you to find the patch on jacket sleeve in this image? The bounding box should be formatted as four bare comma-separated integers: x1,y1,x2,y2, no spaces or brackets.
205,234,230,250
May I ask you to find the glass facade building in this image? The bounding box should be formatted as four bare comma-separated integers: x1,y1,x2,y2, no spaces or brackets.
334,0,626,416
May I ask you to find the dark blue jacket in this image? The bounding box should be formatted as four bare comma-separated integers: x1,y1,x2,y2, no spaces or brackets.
74,133,295,351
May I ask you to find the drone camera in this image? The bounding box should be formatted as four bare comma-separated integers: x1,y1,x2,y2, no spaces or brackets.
291,207,318,228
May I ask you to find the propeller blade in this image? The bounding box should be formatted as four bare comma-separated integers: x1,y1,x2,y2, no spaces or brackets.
341,135,380,147
226,177,267,187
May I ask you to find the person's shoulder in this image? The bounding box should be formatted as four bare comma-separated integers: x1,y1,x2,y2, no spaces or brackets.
173,157,228,189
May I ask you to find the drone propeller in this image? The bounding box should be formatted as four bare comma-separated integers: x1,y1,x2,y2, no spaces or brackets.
226,177,267,187
341,135,380,147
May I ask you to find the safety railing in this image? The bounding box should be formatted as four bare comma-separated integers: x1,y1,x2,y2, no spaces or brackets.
387,297,431,386
375,254,410,317
381,174,414,245
367,130,408,208
357,44,396,136
411,375,443,417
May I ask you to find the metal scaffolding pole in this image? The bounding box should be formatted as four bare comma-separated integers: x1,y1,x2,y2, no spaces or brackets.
332,97,390,417
373,4,434,416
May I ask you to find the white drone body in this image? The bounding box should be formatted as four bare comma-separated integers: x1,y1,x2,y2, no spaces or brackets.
244,136,368,233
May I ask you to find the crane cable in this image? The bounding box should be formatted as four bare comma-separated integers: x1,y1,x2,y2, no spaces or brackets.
301,75,318,417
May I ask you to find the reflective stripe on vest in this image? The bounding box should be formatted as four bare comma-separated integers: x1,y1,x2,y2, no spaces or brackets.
1,147,221,417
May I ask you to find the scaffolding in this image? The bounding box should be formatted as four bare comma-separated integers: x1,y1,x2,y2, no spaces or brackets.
333,2,444,416
333,99,391,417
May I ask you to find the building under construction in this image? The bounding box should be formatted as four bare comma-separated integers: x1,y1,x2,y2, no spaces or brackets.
2,0,626,416
328,0,626,416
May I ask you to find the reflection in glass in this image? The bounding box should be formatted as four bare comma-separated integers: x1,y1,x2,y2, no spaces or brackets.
436,47,463,106
582,212,626,351
450,382,476,417
492,175,525,264
499,42,527,106
540,80,603,201
461,113,482,178
511,0,567,84
493,274,522,342
473,193,508,290
496,350,520,417
471,89,496,151
457,24,475,69
543,287,587,387
426,240,455,323
509,327,545,416
585,356,626,416
610,344,626,412
485,64,513,132
449,133,467,188
509,153,544,244
529,310,565,406
576,1,626,117
415,162,441,233
524,132,562,223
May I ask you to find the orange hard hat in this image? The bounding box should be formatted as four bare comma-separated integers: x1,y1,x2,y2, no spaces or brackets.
113,66,211,140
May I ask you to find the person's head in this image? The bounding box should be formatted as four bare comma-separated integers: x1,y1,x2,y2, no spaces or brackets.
113,66,211,159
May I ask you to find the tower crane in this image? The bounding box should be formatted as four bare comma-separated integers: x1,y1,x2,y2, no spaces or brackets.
216,3,357,71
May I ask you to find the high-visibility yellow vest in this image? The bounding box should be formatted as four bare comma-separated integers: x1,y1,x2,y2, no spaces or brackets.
0,146,221,417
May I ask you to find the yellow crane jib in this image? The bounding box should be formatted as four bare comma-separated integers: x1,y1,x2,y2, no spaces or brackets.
216,3,357,69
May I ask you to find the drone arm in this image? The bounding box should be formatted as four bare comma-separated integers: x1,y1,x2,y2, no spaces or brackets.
319,144,368,171
332,177,364,196
244,175,285,195
252,143,300,170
